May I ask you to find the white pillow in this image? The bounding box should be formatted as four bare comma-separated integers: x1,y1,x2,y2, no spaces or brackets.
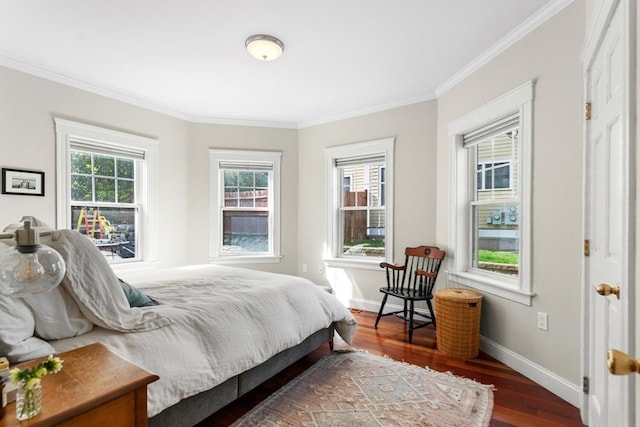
0,293,55,363
22,286,94,340
47,230,173,332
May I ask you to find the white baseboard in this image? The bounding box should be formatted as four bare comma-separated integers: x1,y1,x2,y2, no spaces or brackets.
348,297,432,317
479,336,581,407
349,297,581,407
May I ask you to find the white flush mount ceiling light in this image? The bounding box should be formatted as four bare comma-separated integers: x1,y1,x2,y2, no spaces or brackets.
245,34,284,61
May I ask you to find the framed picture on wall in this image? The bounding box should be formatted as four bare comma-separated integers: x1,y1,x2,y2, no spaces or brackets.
1,168,45,196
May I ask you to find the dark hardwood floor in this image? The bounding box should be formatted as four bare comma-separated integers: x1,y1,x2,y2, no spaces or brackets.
197,310,585,427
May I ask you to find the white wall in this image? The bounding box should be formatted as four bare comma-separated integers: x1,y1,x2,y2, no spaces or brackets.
187,123,299,274
297,100,438,308
0,66,191,268
436,0,584,394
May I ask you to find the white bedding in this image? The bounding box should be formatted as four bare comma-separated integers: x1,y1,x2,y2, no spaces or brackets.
48,264,356,417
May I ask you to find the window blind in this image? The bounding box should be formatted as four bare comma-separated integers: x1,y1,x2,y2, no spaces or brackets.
70,139,145,160
218,161,273,171
463,113,519,148
335,153,385,167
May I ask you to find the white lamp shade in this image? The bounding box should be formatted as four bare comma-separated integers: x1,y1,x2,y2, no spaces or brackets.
246,34,284,61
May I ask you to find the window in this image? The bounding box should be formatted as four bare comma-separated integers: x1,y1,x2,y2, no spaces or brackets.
325,138,394,267
477,160,511,190
448,81,533,305
209,149,281,263
55,118,158,267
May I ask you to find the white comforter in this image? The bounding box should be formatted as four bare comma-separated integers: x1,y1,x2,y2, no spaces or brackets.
48,264,356,417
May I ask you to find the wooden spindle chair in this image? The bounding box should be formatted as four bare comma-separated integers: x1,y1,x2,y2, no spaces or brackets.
374,246,446,343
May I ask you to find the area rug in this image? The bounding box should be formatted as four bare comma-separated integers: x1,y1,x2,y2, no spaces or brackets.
232,350,494,426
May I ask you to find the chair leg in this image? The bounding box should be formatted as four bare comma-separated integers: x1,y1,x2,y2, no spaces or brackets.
375,294,389,328
426,299,436,329
408,300,415,344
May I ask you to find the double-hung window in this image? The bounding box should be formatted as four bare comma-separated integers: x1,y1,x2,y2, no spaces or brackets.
448,81,533,305
55,118,158,266
209,149,281,263
325,138,394,267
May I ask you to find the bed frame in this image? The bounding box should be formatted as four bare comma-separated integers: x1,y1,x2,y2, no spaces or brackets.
148,325,335,427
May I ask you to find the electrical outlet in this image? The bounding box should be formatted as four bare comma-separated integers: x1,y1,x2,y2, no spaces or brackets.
537,312,548,331
302,264,307,273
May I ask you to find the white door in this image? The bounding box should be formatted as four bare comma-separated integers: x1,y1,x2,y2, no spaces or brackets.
583,0,634,425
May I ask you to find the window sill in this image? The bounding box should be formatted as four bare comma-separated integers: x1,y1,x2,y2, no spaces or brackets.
325,258,383,271
448,271,534,305
208,255,282,265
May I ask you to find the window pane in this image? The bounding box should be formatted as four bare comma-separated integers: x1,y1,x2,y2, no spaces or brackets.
71,175,93,201
95,177,116,202
224,170,238,187
255,171,268,188
71,151,92,174
224,188,238,207
222,211,268,253
239,188,255,207
117,158,134,179
238,171,254,187
472,203,519,276
94,155,115,176
71,206,137,260
118,179,134,203
341,209,385,257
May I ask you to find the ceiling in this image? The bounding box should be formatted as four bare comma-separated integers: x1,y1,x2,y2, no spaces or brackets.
0,0,569,128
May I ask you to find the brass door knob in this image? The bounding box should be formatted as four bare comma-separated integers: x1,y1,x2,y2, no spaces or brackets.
607,349,640,375
595,283,620,299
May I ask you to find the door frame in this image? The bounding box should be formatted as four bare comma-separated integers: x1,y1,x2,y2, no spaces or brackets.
581,0,636,424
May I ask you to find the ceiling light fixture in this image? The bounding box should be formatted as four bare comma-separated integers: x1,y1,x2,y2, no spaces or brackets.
245,34,284,61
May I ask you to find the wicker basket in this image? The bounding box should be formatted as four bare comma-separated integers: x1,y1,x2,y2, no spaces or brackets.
435,288,483,359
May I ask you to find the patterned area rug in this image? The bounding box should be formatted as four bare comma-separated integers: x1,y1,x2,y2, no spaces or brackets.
232,350,494,426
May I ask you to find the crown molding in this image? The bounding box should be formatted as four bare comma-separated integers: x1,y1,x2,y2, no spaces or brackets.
0,55,298,129
434,0,574,97
297,91,436,129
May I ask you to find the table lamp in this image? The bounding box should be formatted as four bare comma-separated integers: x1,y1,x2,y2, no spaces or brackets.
0,221,65,297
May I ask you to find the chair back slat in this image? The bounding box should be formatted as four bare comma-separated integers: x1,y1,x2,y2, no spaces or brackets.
404,246,444,296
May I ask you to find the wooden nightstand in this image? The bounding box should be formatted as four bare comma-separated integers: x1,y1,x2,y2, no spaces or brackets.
0,343,158,426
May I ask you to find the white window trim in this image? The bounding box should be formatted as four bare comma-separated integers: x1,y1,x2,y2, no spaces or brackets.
448,81,534,305
54,118,159,271
208,149,282,264
325,137,395,269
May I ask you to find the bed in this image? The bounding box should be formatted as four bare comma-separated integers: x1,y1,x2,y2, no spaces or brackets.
0,228,356,426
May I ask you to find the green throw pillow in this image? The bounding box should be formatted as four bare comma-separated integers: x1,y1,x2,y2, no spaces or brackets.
118,279,156,307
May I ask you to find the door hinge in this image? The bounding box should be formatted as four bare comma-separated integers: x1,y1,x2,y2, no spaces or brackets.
583,376,589,394
584,239,590,256
585,102,591,120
